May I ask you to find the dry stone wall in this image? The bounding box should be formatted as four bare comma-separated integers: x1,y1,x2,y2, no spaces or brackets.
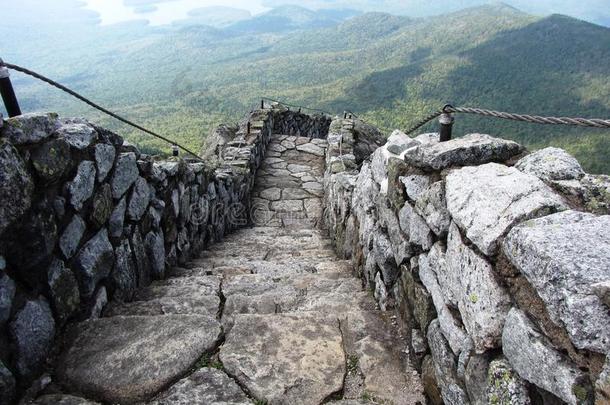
323,117,610,404
270,105,332,139
0,108,275,402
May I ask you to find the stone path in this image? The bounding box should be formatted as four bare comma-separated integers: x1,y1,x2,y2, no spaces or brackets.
49,135,424,405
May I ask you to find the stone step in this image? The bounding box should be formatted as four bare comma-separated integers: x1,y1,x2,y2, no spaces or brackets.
57,315,223,404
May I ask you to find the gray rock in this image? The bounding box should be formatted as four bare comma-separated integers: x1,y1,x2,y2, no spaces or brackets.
127,177,151,221
145,231,165,279
9,298,55,378
31,138,71,183
109,196,127,238
464,354,490,405
110,153,139,199
32,394,100,405
592,281,610,308
60,215,86,259
372,231,399,286
0,256,4,270
148,367,251,405
53,196,66,219
403,133,524,170
47,259,80,324
89,184,113,228
0,361,16,405
399,203,433,250
446,163,567,256
9,206,58,272
94,143,116,182
414,181,451,237
74,229,115,298
596,355,610,404
0,272,15,325
487,358,531,405
419,253,469,356
502,308,589,404
89,286,107,319
296,142,325,156
515,147,584,182
56,121,98,150
400,174,431,202
370,147,391,185
0,140,33,235
68,161,96,211
386,130,419,155
414,133,440,145
57,315,222,404
446,223,511,352
1,113,59,144
221,313,344,405
503,210,610,353
131,228,150,287
111,239,137,301
374,271,389,310
426,320,471,405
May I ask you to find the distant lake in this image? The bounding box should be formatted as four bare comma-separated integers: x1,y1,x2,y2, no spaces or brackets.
82,0,270,26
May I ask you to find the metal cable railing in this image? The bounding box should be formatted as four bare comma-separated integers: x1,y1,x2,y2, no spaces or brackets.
0,60,203,161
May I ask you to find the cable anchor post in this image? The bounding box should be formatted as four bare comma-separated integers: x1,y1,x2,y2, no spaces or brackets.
0,59,22,118
172,144,179,157
439,106,454,142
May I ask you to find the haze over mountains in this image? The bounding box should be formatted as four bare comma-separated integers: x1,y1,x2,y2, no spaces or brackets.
0,1,609,173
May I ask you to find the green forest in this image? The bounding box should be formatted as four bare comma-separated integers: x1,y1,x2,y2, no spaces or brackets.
2,4,609,173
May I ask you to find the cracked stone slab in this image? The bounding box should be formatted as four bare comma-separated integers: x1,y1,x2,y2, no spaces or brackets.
220,313,345,405
57,315,222,403
340,311,425,405
148,368,251,405
104,294,220,317
446,163,567,256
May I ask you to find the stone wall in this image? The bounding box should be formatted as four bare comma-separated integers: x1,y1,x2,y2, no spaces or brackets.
0,108,273,401
270,104,332,139
323,117,610,404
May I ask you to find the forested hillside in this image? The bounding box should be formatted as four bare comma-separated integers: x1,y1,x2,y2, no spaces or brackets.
2,4,609,172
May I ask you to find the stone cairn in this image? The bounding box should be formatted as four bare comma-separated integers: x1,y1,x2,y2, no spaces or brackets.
323,117,610,404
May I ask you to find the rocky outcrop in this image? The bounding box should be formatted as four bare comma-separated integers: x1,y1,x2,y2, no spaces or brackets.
323,117,609,404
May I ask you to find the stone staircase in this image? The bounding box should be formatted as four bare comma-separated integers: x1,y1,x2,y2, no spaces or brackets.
38,135,424,405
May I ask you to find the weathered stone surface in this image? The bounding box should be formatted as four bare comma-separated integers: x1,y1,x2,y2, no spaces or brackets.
2,113,58,144
9,298,55,379
446,223,511,352
503,210,610,353
32,394,100,405
596,355,610,404
0,272,15,325
464,354,490,405
446,163,567,256
419,253,469,356
593,281,610,308
110,152,139,199
399,203,433,250
110,239,137,301
94,143,116,182
60,215,86,259
386,130,419,155
47,259,80,323
502,308,589,404
109,196,127,238
148,368,251,405
270,199,303,212
221,313,345,405
90,184,113,228
515,147,584,182
56,121,98,150
145,231,165,279
414,181,451,237
31,138,71,183
8,206,58,272
296,142,325,156
89,286,107,319
427,320,470,405
127,177,151,221
0,140,33,235
0,361,16,405
58,315,222,403
259,187,281,201
74,229,115,298
400,174,431,202
68,161,96,211
403,133,524,170
487,358,531,405
422,355,443,405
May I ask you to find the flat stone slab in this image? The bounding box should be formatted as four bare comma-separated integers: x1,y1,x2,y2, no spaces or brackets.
104,294,220,317
220,313,345,405
57,315,222,403
446,163,566,256
403,133,524,170
148,368,251,405
33,395,100,404
503,210,610,353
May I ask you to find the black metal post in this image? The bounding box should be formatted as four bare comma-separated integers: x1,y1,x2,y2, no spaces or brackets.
247,122,251,135
172,145,179,157
439,112,454,142
261,99,264,109
0,61,21,117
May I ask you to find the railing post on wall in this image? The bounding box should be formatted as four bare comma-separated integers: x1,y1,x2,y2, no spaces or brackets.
172,144,179,157
439,109,454,142
261,99,265,109
247,122,251,135
0,59,22,117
